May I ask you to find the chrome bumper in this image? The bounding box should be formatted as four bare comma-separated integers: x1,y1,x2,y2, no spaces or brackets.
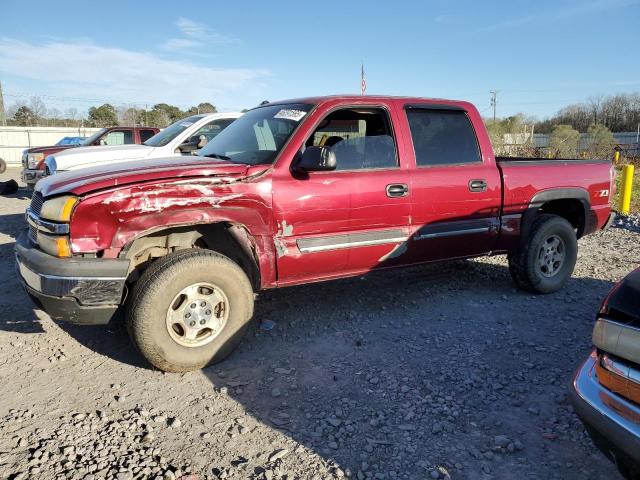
570,352,640,464
21,168,44,184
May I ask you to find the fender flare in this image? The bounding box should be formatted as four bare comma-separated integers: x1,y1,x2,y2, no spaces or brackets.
520,188,591,243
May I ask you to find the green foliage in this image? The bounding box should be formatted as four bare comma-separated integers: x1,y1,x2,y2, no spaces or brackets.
586,124,616,158
549,125,580,158
88,104,118,127
12,106,36,126
152,103,184,123
186,102,217,115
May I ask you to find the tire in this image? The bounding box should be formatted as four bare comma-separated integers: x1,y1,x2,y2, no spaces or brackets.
508,214,577,294
127,249,254,372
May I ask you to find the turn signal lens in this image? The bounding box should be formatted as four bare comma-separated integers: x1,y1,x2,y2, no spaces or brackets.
38,233,72,258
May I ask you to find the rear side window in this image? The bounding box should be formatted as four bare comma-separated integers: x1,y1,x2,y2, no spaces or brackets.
406,109,480,166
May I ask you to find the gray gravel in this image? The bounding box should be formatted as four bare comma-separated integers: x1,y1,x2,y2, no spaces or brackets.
1,168,639,480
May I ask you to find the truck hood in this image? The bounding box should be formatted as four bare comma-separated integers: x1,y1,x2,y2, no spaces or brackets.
53,144,153,170
27,145,76,155
37,156,250,197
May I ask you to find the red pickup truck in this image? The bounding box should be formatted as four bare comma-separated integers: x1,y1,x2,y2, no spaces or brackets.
16,95,615,372
21,126,160,187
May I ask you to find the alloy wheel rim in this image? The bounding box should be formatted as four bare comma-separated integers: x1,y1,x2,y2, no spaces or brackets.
537,235,566,278
165,282,229,348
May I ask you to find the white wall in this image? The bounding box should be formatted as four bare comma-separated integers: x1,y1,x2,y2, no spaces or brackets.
0,126,102,166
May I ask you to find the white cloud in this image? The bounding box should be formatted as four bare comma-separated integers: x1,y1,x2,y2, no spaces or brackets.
477,0,639,32
163,17,237,51
0,38,269,110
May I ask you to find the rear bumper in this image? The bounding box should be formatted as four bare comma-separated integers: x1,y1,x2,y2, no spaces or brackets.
15,229,129,325
603,211,616,230
570,352,640,470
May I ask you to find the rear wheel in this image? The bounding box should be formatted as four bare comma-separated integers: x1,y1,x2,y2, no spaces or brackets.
508,214,577,293
127,249,254,372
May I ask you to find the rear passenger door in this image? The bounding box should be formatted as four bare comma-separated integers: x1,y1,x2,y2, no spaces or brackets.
403,105,501,262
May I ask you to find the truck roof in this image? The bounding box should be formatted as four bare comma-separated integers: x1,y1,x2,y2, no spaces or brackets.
264,95,474,108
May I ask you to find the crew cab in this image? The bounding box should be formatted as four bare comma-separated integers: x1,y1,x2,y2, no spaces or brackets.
15,95,615,372
571,267,640,480
42,113,241,178
21,126,159,187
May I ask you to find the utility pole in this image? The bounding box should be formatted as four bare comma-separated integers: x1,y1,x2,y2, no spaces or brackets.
490,90,497,121
0,80,6,126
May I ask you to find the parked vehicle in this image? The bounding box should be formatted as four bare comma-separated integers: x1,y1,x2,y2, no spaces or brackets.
43,113,241,177
571,267,640,480
16,95,615,372
55,136,87,146
21,126,160,188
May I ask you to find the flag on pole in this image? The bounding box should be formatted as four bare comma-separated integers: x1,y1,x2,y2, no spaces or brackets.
361,63,366,95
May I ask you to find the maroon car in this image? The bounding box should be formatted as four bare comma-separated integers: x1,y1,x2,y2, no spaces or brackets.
21,126,159,187
15,95,614,372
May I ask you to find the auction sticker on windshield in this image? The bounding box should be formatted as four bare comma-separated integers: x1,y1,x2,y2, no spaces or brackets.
274,109,307,121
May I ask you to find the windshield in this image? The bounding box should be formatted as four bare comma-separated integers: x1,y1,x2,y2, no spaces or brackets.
81,128,107,146
198,103,313,165
143,115,205,147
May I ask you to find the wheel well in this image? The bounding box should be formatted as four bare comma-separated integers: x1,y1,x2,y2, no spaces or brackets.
122,223,261,290
537,199,586,237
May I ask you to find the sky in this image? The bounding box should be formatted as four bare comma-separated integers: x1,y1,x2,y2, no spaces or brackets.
1,0,639,119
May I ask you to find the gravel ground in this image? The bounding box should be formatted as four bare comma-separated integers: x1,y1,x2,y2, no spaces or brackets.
1,167,639,480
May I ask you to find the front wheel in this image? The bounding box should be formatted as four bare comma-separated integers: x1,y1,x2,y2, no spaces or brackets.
127,249,254,372
508,214,578,294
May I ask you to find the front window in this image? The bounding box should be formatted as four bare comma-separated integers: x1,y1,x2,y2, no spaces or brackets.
199,104,313,165
144,115,205,147
81,128,107,146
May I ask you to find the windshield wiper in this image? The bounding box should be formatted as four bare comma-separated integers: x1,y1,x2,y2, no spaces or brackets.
203,153,232,161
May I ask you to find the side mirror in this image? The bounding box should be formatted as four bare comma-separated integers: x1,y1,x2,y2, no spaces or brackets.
294,146,336,172
179,135,205,153
98,138,107,146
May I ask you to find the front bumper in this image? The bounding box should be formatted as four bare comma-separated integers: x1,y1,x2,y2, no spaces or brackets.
570,352,640,470
15,230,129,325
21,168,45,185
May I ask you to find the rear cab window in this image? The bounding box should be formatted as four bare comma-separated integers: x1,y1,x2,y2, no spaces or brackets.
405,107,481,167
104,129,134,145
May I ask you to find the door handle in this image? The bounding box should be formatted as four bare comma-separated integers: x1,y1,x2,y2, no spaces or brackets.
468,179,487,192
386,183,408,198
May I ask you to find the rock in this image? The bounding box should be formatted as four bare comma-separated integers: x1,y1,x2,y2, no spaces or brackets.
168,417,181,428
494,435,510,448
268,448,288,462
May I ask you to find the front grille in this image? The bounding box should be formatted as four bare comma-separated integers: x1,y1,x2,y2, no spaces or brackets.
28,223,38,244
30,191,44,216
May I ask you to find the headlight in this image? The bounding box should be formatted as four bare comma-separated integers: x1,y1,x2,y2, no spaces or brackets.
27,153,44,169
40,195,79,222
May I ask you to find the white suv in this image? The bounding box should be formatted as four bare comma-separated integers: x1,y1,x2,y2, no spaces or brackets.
44,112,242,175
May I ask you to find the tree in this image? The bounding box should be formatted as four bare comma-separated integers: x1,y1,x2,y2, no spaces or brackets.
549,125,580,158
146,109,171,127
13,106,36,126
152,103,183,123
586,124,616,159
88,104,118,127
29,96,47,125
186,102,217,114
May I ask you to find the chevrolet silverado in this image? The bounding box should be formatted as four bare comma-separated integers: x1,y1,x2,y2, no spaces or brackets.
16,95,615,372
